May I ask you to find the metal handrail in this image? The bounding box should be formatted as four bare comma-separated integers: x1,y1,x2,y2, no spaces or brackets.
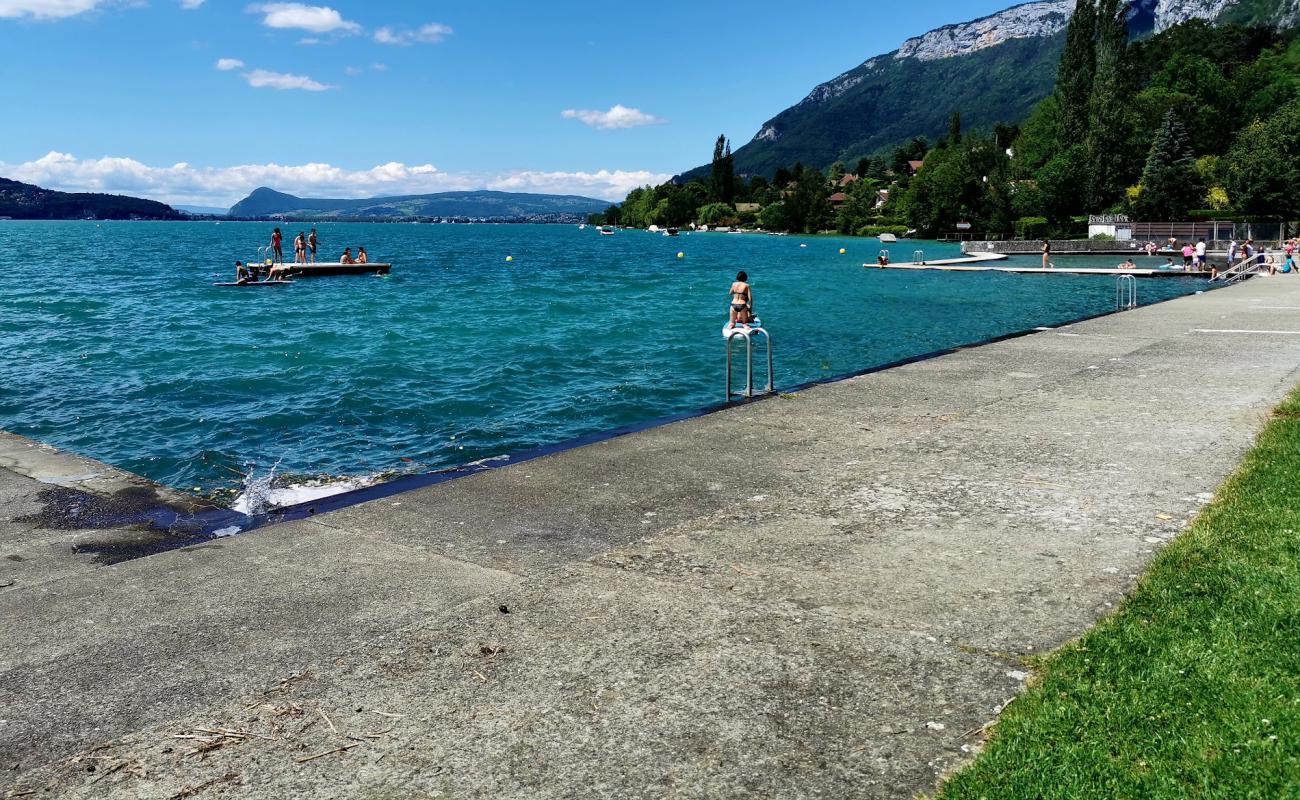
1215,253,1267,284
912,249,926,265
726,327,774,401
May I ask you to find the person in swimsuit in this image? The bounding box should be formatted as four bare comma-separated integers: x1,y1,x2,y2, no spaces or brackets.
341,247,355,264
356,246,368,264
270,227,284,264
308,228,318,264
235,260,253,284
729,271,753,328
1041,239,1051,269
294,232,306,264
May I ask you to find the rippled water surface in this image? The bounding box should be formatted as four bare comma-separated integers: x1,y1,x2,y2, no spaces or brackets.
0,221,1209,494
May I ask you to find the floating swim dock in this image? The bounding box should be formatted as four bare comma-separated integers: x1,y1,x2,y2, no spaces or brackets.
284,262,391,277
875,259,1211,278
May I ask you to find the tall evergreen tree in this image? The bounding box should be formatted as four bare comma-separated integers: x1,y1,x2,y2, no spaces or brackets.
1056,0,1097,137
1084,0,1133,210
709,135,736,205
948,111,963,146
1133,110,1202,220
721,139,736,205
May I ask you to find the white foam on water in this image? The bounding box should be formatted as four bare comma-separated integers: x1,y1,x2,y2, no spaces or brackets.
232,471,378,515
212,526,242,538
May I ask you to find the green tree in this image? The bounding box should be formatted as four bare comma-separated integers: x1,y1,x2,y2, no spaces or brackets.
1222,99,1300,219
697,202,735,226
709,135,736,205
1133,110,1203,220
1084,0,1135,210
1056,0,1097,137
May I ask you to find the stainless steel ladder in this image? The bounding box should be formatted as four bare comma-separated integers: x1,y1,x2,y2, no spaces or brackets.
912,249,926,265
1115,274,1137,310
726,327,774,401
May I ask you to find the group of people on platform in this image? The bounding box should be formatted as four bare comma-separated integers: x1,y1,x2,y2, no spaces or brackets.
232,228,370,283
266,228,368,266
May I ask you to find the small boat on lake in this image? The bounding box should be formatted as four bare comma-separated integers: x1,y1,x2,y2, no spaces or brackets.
879,233,898,243
599,226,615,236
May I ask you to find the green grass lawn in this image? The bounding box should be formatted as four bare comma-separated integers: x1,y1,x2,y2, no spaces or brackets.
936,394,1300,800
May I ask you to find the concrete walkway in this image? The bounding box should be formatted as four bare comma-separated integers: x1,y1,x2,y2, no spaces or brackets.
3,277,1300,799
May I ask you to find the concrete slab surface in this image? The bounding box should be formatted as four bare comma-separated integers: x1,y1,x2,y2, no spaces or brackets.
2,275,1299,798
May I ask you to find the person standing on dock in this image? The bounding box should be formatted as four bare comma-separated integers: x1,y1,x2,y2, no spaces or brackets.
293,232,307,264
270,227,284,265
308,228,318,264
729,271,753,329
1196,238,1207,270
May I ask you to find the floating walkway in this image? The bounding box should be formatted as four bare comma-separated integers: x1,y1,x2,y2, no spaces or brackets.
876,256,1210,278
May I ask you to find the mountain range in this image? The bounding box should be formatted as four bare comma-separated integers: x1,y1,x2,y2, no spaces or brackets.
682,0,1300,179
0,177,181,221
228,187,611,220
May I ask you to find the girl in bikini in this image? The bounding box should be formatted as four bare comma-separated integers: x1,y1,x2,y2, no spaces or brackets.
729,271,753,328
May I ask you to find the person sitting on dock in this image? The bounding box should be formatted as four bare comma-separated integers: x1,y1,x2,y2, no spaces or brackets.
356,246,368,265
235,260,254,284
729,271,753,329
877,252,890,267
341,247,355,265
1118,258,1136,270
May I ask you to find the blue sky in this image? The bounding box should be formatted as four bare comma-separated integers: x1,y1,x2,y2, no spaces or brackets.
0,0,1014,205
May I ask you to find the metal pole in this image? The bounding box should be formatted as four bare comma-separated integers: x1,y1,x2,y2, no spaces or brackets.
765,334,774,394
746,336,754,398
725,336,733,401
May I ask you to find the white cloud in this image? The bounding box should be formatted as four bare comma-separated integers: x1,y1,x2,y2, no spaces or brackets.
373,22,451,45
180,0,204,8
247,2,359,34
215,57,244,71
561,104,665,130
1,151,671,206
0,0,104,19
487,169,672,200
243,68,333,91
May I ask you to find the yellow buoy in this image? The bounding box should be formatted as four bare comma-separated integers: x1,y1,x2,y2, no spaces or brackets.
839,248,847,254
677,252,685,259
505,255,513,262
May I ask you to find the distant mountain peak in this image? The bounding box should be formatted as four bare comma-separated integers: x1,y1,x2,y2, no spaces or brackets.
227,187,609,220
894,1,1074,62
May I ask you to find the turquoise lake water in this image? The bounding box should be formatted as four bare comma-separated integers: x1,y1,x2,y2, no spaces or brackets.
0,221,1210,498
